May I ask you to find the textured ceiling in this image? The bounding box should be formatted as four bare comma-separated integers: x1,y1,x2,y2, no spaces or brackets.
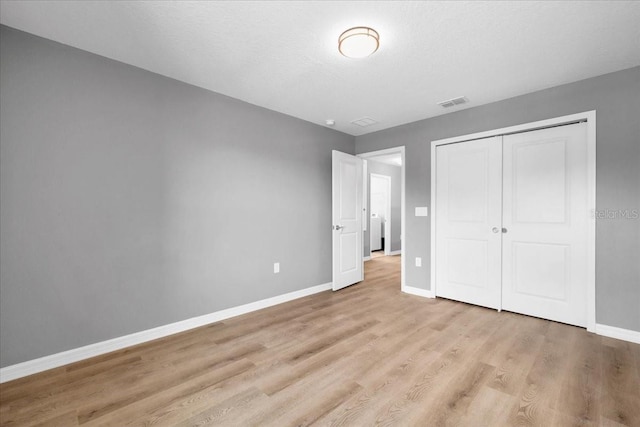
1,1,639,136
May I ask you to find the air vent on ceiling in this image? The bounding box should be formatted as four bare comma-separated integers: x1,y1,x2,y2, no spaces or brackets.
437,96,469,108
351,117,378,127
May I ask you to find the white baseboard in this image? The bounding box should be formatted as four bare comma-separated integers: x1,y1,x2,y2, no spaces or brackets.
402,285,435,298
363,256,371,262
595,323,640,344
0,282,333,384
395,295,640,344
388,250,402,256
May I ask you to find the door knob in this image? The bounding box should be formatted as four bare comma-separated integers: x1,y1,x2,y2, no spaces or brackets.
492,227,500,233
334,225,344,230
502,228,508,233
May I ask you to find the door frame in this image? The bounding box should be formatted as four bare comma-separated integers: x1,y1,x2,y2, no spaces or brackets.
370,173,392,256
358,146,406,291
430,111,596,332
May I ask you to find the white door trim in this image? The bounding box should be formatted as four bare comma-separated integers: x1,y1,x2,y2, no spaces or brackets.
430,111,596,332
370,173,392,255
358,147,406,291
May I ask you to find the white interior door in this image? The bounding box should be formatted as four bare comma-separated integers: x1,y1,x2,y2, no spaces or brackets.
332,150,363,291
501,123,588,327
435,137,503,309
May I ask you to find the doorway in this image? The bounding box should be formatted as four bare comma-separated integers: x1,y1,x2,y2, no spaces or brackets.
358,147,406,290
370,173,391,257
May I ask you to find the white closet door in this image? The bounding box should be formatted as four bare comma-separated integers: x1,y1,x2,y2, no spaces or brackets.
435,137,503,309
501,123,588,327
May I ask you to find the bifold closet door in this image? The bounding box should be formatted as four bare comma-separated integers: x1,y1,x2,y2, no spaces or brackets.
435,137,502,309
501,123,588,327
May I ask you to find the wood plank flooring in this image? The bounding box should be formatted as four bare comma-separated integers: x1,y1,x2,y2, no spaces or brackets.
1,255,639,426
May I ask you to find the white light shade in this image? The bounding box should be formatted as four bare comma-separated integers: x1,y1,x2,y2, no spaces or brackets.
338,27,379,58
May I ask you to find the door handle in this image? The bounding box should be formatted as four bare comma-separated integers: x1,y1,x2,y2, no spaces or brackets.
502,228,508,233
334,225,344,231
492,227,500,233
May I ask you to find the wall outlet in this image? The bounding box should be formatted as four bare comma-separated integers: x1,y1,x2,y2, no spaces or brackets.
415,257,422,267
273,262,280,274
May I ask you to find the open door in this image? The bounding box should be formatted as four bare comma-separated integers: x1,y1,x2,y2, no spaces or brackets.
332,150,363,291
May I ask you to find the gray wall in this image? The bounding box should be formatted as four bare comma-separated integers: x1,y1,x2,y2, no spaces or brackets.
0,26,354,367
356,66,640,333
363,160,401,256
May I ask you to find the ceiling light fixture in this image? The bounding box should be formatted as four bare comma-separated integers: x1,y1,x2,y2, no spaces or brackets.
338,27,379,58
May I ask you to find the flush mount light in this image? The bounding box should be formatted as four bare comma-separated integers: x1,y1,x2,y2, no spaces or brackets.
338,26,379,58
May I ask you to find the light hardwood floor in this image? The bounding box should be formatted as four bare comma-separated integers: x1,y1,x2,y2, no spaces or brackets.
1,255,639,426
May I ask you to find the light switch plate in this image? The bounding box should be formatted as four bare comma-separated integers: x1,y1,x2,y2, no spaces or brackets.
415,207,428,217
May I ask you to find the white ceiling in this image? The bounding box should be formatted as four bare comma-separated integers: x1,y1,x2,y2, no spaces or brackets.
1,1,639,136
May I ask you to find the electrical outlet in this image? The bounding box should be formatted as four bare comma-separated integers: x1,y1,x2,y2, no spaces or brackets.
273,262,280,274
415,257,422,267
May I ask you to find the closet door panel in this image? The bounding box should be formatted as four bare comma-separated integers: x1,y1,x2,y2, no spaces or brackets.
435,137,502,309
502,123,588,327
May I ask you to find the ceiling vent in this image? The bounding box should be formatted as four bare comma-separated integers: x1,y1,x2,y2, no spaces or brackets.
351,117,378,127
437,96,469,108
